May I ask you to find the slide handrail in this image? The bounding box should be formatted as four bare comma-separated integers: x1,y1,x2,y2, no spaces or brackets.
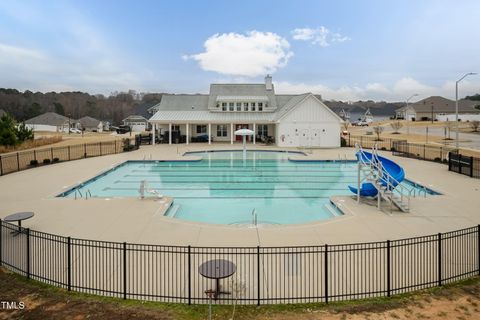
355,143,413,211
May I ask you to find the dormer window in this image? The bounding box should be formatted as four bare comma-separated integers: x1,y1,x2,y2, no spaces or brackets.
236,102,241,111
222,102,227,111
229,102,234,111
258,102,263,111
251,102,256,111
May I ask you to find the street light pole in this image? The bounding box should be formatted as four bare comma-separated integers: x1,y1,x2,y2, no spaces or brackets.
406,94,419,137
455,72,477,149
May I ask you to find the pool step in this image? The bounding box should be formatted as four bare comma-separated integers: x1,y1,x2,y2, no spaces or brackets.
165,204,181,218
324,202,342,217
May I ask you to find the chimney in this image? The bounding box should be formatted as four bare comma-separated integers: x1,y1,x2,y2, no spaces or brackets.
265,75,273,90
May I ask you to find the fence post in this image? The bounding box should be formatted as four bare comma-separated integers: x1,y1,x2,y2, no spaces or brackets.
16,152,20,171
387,240,391,297
478,225,480,276
67,237,71,291
84,144,87,158
324,244,329,304
188,245,191,305
100,142,103,156
470,156,474,177
448,153,452,171
438,233,442,287
68,146,71,161
34,150,37,161
26,228,30,279
0,155,3,176
348,134,351,147
50,147,53,161
257,246,261,305
123,242,127,299
423,145,426,160
0,220,2,266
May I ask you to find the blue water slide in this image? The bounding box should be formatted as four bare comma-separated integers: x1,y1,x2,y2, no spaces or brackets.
348,151,405,197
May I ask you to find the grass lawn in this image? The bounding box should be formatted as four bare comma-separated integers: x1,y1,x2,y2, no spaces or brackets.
1,267,480,320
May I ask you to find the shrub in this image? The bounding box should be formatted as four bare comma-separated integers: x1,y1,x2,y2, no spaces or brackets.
434,157,441,162
43,158,51,164
340,137,347,147
29,159,38,166
390,121,403,134
372,126,385,141
52,157,59,163
380,147,387,151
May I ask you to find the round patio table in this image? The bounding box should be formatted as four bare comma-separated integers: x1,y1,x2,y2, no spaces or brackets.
199,259,236,300
3,212,34,235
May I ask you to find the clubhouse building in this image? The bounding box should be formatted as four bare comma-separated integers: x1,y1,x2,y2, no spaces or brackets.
148,76,342,148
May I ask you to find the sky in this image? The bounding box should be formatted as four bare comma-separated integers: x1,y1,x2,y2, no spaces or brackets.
0,0,479,101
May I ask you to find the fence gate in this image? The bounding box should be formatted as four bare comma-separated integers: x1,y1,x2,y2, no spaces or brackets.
449,153,474,177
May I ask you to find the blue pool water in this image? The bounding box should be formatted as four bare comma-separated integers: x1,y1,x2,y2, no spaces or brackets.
59,151,438,225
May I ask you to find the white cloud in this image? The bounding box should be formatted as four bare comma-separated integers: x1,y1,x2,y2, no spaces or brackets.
292,27,350,47
275,77,480,102
183,31,293,77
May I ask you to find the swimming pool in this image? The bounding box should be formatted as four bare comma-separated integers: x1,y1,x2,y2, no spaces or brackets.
59,150,438,225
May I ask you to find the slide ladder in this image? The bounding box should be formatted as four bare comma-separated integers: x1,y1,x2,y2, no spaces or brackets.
351,144,413,212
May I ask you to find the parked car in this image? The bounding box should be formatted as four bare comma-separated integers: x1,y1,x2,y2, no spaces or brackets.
353,120,369,126
116,125,131,134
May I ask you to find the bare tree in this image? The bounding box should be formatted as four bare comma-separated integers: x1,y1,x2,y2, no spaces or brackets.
342,121,350,132
470,120,480,132
373,126,385,141
390,121,403,134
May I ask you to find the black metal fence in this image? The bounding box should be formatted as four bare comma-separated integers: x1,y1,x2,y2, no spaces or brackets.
1,220,479,305
0,137,140,176
449,153,480,178
345,135,459,163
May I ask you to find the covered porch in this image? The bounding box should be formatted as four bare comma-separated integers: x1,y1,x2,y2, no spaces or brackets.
149,122,276,145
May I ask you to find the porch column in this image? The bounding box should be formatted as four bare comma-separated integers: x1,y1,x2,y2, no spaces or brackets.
186,123,189,145
208,123,211,145
253,123,256,144
230,123,234,144
152,123,156,145
169,123,172,145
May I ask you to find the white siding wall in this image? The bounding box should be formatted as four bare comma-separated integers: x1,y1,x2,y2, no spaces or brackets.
436,114,480,122
25,124,62,132
276,96,341,148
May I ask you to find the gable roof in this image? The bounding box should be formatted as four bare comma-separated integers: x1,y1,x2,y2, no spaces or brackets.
150,93,341,123
123,115,148,122
398,96,480,113
78,116,101,128
24,112,70,126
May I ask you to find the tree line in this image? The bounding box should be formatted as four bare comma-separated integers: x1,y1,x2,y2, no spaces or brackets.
0,89,163,125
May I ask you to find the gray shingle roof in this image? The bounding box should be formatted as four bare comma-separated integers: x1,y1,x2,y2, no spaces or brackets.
397,96,480,113
78,116,101,128
24,112,71,126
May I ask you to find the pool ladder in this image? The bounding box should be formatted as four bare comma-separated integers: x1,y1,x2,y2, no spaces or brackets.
252,209,258,227
74,189,92,200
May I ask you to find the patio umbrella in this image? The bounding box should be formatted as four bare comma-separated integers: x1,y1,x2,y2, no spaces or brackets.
234,129,255,157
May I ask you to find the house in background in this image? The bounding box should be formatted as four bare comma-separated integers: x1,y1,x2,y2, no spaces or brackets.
122,115,149,132
148,76,342,147
78,116,103,132
395,96,479,121
24,112,76,132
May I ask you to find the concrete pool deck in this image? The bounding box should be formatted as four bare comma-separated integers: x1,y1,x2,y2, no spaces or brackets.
0,143,479,247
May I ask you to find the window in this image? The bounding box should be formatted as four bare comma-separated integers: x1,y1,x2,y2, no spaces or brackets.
196,125,207,134
222,102,227,111
172,125,180,131
258,102,263,111
258,124,268,137
229,102,234,111
251,102,256,111
243,103,249,112
236,102,241,111
216,124,227,137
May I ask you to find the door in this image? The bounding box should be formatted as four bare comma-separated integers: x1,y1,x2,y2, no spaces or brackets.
235,124,249,141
